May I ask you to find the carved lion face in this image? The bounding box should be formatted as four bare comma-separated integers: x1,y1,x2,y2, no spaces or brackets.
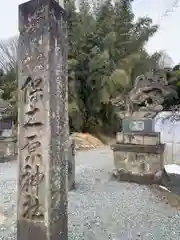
129,69,177,111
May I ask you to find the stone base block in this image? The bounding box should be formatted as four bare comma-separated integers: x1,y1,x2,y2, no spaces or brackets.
112,169,163,185
116,132,160,145
112,143,165,176
111,142,165,186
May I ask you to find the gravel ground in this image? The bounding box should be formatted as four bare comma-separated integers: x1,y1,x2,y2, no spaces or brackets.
0,146,180,240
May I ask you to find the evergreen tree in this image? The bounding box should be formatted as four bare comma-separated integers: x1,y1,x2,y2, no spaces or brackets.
0,0,171,135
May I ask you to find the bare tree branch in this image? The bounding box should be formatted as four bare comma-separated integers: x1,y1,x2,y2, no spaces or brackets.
0,36,18,71
156,107,180,123
158,51,174,69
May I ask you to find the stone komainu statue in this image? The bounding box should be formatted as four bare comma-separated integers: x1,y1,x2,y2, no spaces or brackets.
112,68,178,119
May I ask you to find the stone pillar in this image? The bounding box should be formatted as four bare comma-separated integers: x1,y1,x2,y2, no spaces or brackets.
68,139,75,190
17,0,68,239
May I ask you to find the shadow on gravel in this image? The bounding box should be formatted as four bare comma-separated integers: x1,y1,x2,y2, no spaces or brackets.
161,169,180,195
151,169,180,210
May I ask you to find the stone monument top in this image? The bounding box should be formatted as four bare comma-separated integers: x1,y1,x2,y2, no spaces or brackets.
111,68,178,120
122,118,155,134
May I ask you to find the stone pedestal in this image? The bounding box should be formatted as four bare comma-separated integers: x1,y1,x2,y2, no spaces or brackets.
111,132,165,184
17,0,68,239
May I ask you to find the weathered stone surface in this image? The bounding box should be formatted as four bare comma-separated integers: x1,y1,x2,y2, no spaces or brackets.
112,171,162,185
116,132,160,145
17,0,68,239
113,150,164,174
68,139,75,190
122,118,155,134
111,68,178,119
112,130,165,184
112,143,165,154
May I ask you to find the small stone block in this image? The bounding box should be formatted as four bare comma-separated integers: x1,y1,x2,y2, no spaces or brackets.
122,118,155,134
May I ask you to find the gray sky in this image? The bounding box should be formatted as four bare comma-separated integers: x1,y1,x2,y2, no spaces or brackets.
0,0,179,64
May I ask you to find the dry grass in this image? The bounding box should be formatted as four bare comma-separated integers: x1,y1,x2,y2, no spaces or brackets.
70,132,104,150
